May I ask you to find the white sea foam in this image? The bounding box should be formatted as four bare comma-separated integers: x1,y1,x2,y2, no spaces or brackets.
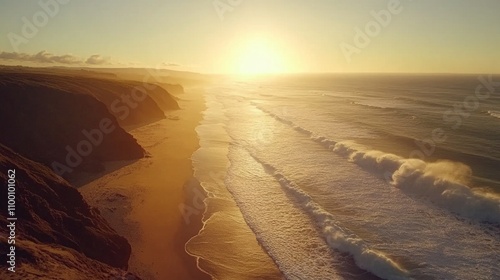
488,110,500,119
310,135,337,149
333,141,500,224
256,159,411,280
255,102,500,223
352,101,391,109
253,104,294,126
334,141,403,174
391,160,500,223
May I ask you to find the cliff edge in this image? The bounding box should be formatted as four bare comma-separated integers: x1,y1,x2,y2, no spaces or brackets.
0,143,140,279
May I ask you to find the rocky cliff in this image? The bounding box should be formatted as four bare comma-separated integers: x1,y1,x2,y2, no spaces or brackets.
0,73,146,179
0,71,179,128
0,144,140,279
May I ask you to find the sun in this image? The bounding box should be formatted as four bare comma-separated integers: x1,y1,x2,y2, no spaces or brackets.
233,39,287,75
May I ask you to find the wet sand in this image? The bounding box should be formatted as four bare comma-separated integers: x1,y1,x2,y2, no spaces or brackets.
80,89,210,280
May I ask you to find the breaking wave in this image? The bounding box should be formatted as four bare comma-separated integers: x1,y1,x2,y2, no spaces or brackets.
254,103,500,224
351,101,393,110
487,110,500,119
253,156,411,280
333,141,500,224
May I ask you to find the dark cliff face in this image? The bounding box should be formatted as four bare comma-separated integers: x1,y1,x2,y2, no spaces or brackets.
0,74,145,179
0,72,179,127
160,83,185,96
139,81,181,112
0,144,132,269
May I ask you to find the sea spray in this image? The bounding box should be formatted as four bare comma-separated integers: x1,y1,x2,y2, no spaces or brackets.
253,102,500,224
333,141,500,224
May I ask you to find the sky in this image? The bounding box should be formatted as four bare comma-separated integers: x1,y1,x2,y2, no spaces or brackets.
0,0,499,74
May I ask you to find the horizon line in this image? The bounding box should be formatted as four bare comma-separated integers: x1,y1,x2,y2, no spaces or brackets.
1,64,499,76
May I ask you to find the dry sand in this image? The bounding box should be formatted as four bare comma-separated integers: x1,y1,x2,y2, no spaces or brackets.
80,89,210,280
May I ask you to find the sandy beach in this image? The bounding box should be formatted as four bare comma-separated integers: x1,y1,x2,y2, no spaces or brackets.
80,89,210,280
2,2,499,279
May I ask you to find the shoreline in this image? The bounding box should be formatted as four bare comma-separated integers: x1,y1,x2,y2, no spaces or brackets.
184,91,284,280
80,89,210,280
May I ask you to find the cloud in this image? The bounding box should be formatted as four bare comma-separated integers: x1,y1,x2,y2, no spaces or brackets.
0,51,82,64
85,54,110,65
0,52,29,60
162,62,180,67
0,51,112,65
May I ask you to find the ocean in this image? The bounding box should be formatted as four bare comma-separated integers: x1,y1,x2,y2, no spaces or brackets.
187,74,500,280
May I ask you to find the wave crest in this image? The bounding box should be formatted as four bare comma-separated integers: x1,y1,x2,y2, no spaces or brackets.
333,141,500,224
257,158,410,280
487,110,500,119
253,104,500,224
